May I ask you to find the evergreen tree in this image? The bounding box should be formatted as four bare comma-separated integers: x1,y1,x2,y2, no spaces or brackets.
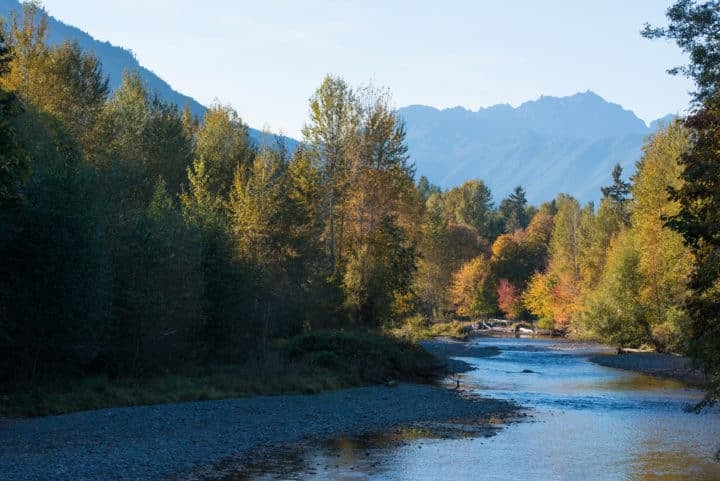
600,164,632,226
417,175,441,201
142,98,194,196
499,186,529,233
109,179,202,373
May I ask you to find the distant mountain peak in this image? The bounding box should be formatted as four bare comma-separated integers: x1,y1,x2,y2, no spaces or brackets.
398,93,673,204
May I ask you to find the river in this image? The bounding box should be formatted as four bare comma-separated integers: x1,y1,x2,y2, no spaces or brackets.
228,338,720,481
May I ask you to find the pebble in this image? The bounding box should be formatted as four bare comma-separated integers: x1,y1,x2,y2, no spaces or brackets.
0,383,515,481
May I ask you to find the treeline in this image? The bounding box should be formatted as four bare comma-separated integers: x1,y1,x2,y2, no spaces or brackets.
412,122,692,354
417,0,720,405
525,125,692,352
0,6,424,385
0,6,560,386
2,2,718,404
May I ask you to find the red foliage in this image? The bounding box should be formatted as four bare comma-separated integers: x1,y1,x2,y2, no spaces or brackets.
497,278,521,319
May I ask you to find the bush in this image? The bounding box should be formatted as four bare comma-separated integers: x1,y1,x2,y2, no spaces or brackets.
283,330,438,383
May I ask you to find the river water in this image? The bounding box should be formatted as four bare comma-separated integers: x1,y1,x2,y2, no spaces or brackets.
233,338,720,481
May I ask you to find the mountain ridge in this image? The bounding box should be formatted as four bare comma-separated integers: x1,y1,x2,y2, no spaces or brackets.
0,0,298,150
398,93,673,204
1,0,673,205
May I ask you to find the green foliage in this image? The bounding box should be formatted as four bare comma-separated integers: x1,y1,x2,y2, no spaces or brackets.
600,163,632,226
344,216,417,326
646,0,720,404
99,72,193,198
0,21,439,399
229,148,301,343
643,0,720,104
0,107,111,383
182,156,252,361
417,175,441,201
302,76,420,327
195,103,254,197
302,75,358,273
33,40,108,152
442,179,495,236
108,179,203,374
579,231,650,347
12,12,706,412
414,198,455,319
0,30,29,208
577,199,622,293
667,101,720,400
283,330,438,384
632,122,692,352
392,317,471,343
141,99,194,195
499,186,529,233
1,7,109,155
229,148,292,266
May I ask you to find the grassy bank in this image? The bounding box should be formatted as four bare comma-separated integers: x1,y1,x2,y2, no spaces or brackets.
0,330,443,418
391,316,472,342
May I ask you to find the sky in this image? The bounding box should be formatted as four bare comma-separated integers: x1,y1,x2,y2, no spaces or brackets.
40,0,694,138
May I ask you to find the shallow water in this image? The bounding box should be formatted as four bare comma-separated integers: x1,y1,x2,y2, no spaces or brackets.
230,338,720,481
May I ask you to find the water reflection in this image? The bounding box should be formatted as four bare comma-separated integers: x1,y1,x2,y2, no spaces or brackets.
224,338,720,481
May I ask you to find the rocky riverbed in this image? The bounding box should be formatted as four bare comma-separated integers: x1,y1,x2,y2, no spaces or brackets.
589,351,708,387
0,345,516,481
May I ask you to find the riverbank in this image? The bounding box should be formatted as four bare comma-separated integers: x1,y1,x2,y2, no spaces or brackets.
589,352,708,387
0,331,443,418
420,337,502,373
0,383,517,481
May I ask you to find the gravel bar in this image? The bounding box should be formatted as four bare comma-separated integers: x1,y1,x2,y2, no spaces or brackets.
0,383,515,481
589,352,708,386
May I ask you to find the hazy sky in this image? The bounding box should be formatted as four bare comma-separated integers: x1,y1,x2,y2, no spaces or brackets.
40,0,693,138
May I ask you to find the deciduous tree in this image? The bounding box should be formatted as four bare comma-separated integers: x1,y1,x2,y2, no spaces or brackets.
449,256,496,319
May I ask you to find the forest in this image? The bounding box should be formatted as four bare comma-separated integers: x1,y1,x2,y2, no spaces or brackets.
0,2,718,410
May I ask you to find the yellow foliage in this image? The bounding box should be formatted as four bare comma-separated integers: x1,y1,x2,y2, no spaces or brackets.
449,256,494,318
523,272,555,328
